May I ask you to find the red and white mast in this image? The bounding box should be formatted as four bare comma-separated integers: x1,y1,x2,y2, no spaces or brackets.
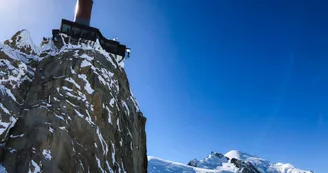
74,0,94,26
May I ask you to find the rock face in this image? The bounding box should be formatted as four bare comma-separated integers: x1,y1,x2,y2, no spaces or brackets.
0,30,147,173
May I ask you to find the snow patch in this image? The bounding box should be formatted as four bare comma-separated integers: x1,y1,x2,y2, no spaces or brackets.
0,103,10,114
0,86,17,102
95,156,105,173
111,142,116,164
109,98,115,108
74,109,84,118
105,106,112,124
117,119,121,132
49,127,54,133
80,54,94,61
96,127,108,155
78,74,94,94
0,116,17,137
42,149,52,160
55,114,65,121
10,134,24,138
65,77,81,90
28,160,41,173
81,59,92,67
106,160,114,173
121,101,130,116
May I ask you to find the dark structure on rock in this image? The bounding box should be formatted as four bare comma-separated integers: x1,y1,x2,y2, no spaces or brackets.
53,0,130,58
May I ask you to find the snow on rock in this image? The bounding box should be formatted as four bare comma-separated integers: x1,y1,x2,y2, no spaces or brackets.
0,86,17,103
111,142,116,165
117,118,121,132
4,30,40,56
106,160,114,173
0,116,17,138
96,127,108,156
0,165,7,173
65,77,81,90
105,106,112,124
80,59,92,67
42,149,52,160
109,98,115,107
49,127,54,133
96,156,105,173
9,134,24,138
0,103,10,115
121,101,130,116
80,54,94,61
78,74,94,94
74,109,84,118
28,160,41,173
0,30,147,173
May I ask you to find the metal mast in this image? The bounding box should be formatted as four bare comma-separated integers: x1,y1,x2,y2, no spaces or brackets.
74,0,94,26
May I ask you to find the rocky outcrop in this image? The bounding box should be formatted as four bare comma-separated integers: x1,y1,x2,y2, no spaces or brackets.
0,30,147,173
187,151,260,173
230,158,260,173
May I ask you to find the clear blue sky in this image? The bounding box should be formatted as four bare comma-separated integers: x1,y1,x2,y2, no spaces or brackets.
1,0,327,172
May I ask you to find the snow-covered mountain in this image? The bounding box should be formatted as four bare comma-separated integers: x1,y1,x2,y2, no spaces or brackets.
148,150,313,173
0,30,147,173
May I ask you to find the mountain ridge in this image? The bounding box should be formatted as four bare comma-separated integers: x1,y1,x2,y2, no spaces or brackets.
148,150,313,173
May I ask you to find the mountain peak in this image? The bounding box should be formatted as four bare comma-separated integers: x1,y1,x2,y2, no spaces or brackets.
4,30,40,55
149,150,313,173
224,150,259,161
209,151,225,158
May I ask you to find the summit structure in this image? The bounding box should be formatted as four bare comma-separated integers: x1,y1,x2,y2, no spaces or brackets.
52,0,129,59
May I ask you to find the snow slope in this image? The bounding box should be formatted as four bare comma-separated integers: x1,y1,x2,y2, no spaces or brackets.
148,150,313,173
148,156,237,173
224,150,313,173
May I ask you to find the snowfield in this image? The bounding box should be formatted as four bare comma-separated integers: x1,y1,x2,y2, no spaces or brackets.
148,156,230,173
148,150,313,173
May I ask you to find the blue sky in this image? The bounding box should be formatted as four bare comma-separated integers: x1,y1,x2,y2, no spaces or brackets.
1,0,327,172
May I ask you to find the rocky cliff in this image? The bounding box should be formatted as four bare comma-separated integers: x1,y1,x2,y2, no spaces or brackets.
0,30,147,173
